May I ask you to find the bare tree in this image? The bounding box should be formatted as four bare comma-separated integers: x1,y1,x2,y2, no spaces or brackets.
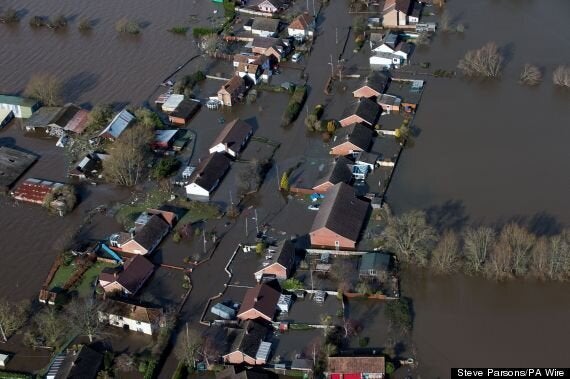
502,223,535,276
463,226,495,274
66,297,103,343
175,324,202,370
383,210,438,266
531,231,570,280
0,298,30,342
458,42,503,78
35,307,68,348
24,73,62,106
553,65,570,88
103,124,153,186
331,258,357,291
430,230,461,273
519,64,542,86
439,10,451,32
114,353,136,372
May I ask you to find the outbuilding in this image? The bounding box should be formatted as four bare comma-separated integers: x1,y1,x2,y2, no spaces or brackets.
0,109,14,128
0,94,40,118
169,100,201,125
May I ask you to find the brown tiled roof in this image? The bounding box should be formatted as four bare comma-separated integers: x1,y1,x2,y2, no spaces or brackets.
237,62,261,74
395,0,413,13
333,124,374,151
190,152,232,191
252,36,281,49
117,255,155,294
133,214,170,251
148,209,178,227
289,13,312,30
328,356,385,374
219,76,245,95
238,281,281,320
311,182,370,241
210,118,253,152
229,319,271,358
100,299,163,324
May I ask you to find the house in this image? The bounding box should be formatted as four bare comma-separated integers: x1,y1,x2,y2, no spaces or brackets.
288,13,315,40
0,94,40,118
249,0,286,14
109,214,171,255
251,17,280,37
352,72,390,99
358,252,392,279
0,108,14,128
161,94,185,113
99,299,164,335
312,156,353,193
369,52,405,69
169,99,201,125
408,1,422,23
327,356,385,379
330,123,375,156
355,151,379,171
152,129,179,150
223,319,272,365
339,98,381,128
217,366,274,379
98,109,135,140
24,106,62,132
218,76,247,106
371,31,399,52
0,146,37,191
98,255,155,295
250,37,288,62
64,345,103,379
382,0,413,27
185,153,231,200
11,178,63,205
309,182,370,249
253,240,296,281
237,61,269,85
237,281,281,321
377,94,401,114
209,118,254,158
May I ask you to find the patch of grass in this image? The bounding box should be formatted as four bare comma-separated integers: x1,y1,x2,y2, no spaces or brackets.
49,264,77,290
116,18,140,34
192,26,216,38
168,26,189,35
115,188,172,228
74,262,117,297
289,323,315,330
175,200,221,228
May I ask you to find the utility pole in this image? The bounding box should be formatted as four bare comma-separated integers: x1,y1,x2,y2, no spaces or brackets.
275,163,280,190
202,226,207,254
312,0,316,16
306,0,309,12
245,217,248,237
329,54,334,77
254,209,259,235
336,27,338,45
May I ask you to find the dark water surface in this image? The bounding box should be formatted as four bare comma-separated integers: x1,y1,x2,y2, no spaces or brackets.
387,0,570,225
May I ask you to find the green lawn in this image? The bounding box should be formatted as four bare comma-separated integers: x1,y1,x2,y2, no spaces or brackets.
175,200,221,228
49,264,77,290
74,262,117,297
115,188,172,227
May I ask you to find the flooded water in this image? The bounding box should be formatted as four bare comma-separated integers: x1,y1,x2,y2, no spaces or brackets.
387,0,570,225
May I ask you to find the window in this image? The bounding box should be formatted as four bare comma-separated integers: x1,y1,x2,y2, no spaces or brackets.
118,316,123,320
136,321,141,325
368,269,376,276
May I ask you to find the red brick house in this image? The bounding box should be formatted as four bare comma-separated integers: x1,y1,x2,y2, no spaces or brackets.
218,76,246,107
223,320,272,365
352,72,390,99
253,240,296,281
98,255,155,296
109,214,171,255
312,156,353,193
339,98,381,128
330,124,375,156
327,356,385,379
309,183,370,250
237,281,281,322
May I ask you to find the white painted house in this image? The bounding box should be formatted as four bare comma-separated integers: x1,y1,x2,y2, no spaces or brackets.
185,153,231,200
209,118,254,158
99,299,164,335
287,13,315,40
370,52,404,69
250,0,286,14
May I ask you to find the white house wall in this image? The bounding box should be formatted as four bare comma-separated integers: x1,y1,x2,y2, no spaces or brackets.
100,313,154,335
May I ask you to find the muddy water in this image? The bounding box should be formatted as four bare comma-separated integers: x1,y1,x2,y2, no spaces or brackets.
387,0,570,225
0,0,221,104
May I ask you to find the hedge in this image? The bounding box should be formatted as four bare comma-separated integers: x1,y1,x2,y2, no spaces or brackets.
281,85,308,127
192,27,216,38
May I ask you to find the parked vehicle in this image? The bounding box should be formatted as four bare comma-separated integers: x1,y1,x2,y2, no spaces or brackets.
292,52,302,63
310,193,324,202
308,204,320,211
314,291,327,303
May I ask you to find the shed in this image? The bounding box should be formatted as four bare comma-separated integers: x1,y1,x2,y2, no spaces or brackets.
211,303,236,320
169,100,201,125
162,94,185,113
0,353,10,367
0,94,40,118
99,109,134,140
359,252,392,278
0,108,14,128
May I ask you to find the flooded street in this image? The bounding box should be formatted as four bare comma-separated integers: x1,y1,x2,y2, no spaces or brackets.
387,0,570,225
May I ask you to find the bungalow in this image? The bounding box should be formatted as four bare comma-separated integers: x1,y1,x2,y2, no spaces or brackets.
382,0,413,27
109,213,171,255
288,13,315,40
309,182,370,250
0,108,14,128
312,156,353,193
339,98,381,128
209,118,254,158
253,240,296,281
237,281,281,322
98,109,135,140
358,252,392,279
369,52,405,69
0,146,38,191
223,320,272,365
11,178,63,205
218,76,247,107
251,17,280,37
161,94,185,113
98,255,155,295
185,152,231,200
330,123,375,156
99,299,164,335
152,129,178,150
24,106,62,132
352,72,390,99
377,94,402,114
327,356,385,379
249,0,286,14
60,345,103,379
0,94,40,118
169,99,201,126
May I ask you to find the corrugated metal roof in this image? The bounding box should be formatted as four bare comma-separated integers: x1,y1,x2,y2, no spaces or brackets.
99,109,134,139
255,341,272,361
0,94,38,107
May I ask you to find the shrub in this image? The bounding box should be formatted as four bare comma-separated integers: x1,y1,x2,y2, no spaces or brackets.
255,242,266,254
172,231,182,243
386,362,395,375
223,0,236,18
553,65,570,88
457,42,503,78
144,359,158,379
385,298,413,331
358,337,369,347
116,18,140,34
0,8,20,23
29,16,45,27
173,71,206,94
519,64,542,86
169,26,189,35
192,27,216,38
78,18,92,32
282,278,304,291
48,14,67,29
281,85,308,126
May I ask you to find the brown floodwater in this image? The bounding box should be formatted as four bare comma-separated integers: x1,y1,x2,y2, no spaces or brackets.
387,0,570,226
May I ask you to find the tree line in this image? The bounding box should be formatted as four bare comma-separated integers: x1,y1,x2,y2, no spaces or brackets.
381,210,570,281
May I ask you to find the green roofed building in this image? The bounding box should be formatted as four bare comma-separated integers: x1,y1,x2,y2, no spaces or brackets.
358,252,392,279
0,95,40,118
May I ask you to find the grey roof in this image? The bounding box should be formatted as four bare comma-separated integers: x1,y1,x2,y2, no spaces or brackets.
230,319,271,359
171,99,201,119
210,118,253,154
252,36,281,49
311,182,370,241
191,153,231,192
334,123,375,151
133,214,170,251
99,109,134,139
395,41,414,55
356,151,379,165
25,106,62,128
276,240,295,270
315,156,353,188
383,31,399,49
252,17,280,33
360,252,392,272
345,98,381,126
364,72,390,94
217,366,273,379
51,104,82,128
395,0,413,13
411,1,422,17
0,146,37,189
116,255,155,294
66,345,103,379
378,94,401,106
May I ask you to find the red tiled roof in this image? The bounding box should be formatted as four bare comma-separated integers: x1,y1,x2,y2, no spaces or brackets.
12,178,63,204
289,13,312,30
